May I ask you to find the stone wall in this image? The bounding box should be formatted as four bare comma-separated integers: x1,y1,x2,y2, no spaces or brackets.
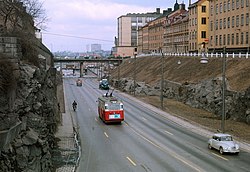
112,77,250,124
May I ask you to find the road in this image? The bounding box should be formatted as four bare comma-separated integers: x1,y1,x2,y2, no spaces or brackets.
63,75,250,172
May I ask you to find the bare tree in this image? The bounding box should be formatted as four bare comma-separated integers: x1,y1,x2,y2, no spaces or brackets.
0,0,48,34
21,0,48,30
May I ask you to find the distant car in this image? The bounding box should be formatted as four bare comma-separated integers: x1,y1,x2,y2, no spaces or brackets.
76,79,82,86
99,79,109,90
208,133,240,155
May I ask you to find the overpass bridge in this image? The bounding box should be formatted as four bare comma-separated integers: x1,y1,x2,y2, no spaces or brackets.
54,58,123,77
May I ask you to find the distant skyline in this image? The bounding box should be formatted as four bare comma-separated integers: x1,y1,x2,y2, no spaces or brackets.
42,0,189,52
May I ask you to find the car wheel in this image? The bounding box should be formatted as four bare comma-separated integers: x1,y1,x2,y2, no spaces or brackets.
219,147,224,155
208,144,212,150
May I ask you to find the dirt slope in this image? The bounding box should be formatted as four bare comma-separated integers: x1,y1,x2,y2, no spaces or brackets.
110,56,250,143
112,56,250,92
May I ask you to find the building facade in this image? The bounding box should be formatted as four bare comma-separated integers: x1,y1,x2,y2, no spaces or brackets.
188,0,210,53
208,0,250,53
115,8,162,57
164,4,189,53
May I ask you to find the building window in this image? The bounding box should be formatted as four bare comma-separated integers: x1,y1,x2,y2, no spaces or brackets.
211,21,213,31
223,34,226,45
220,19,222,29
210,36,213,46
236,0,239,8
211,5,214,16
216,35,218,46
227,34,230,45
232,0,235,10
216,4,219,14
219,35,222,45
241,32,244,44
228,0,231,11
220,3,223,13
236,15,239,27
232,16,235,28
201,31,206,38
247,0,249,7
241,14,244,26
216,19,218,30
246,32,249,44
246,13,249,25
232,33,235,45
228,17,231,28
202,17,206,24
202,5,206,12
223,18,226,28
241,0,244,7
224,1,227,12
236,33,239,44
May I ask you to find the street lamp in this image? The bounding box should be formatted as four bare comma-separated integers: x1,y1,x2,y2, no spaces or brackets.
133,48,137,96
159,48,164,110
221,47,226,133
201,46,226,133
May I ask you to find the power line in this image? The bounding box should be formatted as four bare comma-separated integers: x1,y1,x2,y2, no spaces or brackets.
41,32,114,43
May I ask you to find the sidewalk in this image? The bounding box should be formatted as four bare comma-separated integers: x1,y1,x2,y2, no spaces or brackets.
54,111,79,172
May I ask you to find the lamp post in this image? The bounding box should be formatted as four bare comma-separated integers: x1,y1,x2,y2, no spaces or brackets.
221,47,226,133
159,48,164,110
133,48,137,96
200,46,226,133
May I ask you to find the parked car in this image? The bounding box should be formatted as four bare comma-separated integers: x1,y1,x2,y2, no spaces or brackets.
76,79,82,86
99,79,109,90
208,133,240,155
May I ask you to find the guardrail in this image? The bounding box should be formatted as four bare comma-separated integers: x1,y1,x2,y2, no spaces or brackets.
137,52,249,59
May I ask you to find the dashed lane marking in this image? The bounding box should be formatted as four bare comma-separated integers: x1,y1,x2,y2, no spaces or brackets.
212,153,228,161
126,156,137,166
104,132,109,138
164,130,174,136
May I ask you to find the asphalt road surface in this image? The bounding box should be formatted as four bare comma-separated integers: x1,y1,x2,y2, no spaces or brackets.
63,75,250,172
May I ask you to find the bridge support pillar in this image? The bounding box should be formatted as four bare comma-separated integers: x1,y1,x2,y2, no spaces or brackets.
80,62,83,77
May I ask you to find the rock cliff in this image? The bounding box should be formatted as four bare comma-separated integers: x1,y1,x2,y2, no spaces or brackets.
0,57,60,172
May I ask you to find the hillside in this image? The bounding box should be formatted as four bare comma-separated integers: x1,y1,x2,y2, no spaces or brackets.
110,55,250,143
112,55,250,92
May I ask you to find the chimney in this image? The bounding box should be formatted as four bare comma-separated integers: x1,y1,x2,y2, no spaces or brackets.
189,0,192,6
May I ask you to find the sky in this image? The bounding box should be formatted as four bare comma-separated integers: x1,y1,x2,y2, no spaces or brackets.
42,0,189,52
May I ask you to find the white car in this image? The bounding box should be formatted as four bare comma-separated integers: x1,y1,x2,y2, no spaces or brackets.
208,133,240,155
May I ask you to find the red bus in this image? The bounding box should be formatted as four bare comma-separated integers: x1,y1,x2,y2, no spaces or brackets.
98,94,124,124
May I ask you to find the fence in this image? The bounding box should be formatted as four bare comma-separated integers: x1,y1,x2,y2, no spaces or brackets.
137,52,250,59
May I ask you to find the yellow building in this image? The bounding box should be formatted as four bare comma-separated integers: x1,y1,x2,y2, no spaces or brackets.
188,0,210,53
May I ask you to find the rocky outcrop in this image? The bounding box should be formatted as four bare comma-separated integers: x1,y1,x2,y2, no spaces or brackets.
112,77,250,125
0,59,60,172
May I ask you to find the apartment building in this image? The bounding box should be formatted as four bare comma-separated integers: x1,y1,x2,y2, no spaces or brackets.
148,11,171,53
208,0,250,53
164,4,189,53
114,8,162,57
188,0,210,53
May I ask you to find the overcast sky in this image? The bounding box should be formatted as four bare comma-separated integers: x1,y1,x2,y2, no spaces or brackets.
42,0,189,52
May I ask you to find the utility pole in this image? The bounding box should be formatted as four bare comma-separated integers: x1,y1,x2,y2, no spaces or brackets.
160,49,164,110
133,48,137,96
221,47,226,133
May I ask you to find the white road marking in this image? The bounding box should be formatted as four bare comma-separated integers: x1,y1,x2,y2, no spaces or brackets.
104,132,109,138
212,153,228,161
164,130,173,136
126,156,137,166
